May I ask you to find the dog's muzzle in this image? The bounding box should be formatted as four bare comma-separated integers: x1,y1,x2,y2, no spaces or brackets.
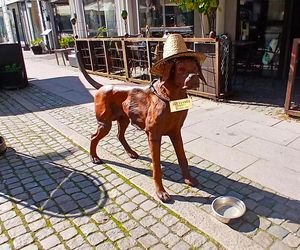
182,73,205,89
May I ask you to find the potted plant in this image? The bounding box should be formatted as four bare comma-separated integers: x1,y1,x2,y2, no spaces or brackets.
96,26,108,38
30,38,44,55
59,36,75,49
0,63,26,90
59,36,75,60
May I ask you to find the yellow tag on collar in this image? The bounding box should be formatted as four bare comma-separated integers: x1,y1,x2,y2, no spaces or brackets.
169,98,192,112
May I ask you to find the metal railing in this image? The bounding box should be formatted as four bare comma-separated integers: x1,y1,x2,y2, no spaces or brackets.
76,36,232,100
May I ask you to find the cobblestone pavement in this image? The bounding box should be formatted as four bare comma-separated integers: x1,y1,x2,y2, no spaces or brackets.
1,84,300,250
0,91,220,249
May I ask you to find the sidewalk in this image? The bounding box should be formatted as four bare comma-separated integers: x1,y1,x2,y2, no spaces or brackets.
0,51,299,249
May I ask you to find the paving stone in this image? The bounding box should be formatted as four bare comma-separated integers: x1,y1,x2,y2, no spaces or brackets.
171,241,190,250
91,212,109,224
67,235,85,249
123,220,139,231
80,223,98,236
0,211,16,221
24,212,42,223
140,200,157,211
35,228,54,240
131,209,147,220
3,217,22,230
150,207,168,219
161,214,179,227
183,231,207,247
21,244,39,250
283,233,300,248
150,244,169,250
138,234,159,249
98,221,117,232
130,226,148,239
0,243,11,250
95,242,116,250
60,227,78,241
87,232,107,246
150,222,169,238
117,237,136,250
268,225,289,240
122,202,137,213
270,240,291,250
282,221,300,233
28,219,46,232
13,233,33,249
8,225,27,238
253,231,274,248
106,228,125,241
40,235,60,249
259,217,272,230
53,221,71,232
0,235,8,245
73,216,90,227
140,215,157,228
132,194,147,204
161,233,180,248
200,241,219,250
171,222,190,237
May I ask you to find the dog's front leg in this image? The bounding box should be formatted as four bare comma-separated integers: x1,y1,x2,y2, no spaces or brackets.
169,131,198,187
147,133,171,203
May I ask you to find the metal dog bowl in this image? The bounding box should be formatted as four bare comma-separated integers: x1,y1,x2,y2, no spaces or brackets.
212,196,246,224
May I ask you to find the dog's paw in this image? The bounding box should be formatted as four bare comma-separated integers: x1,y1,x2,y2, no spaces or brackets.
127,150,139,159
156,190,172,203
91,156,103,165
184,176,199,187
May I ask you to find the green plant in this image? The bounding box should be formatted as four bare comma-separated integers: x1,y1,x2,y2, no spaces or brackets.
30,38,43,46
59,36,75,48
171,0,219,33
96,26,108,38
1,63,22,73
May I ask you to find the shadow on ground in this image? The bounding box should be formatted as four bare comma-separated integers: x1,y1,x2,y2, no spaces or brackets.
0,76,94,116
0,148,107,218
229,75,287,107
103,154,300,234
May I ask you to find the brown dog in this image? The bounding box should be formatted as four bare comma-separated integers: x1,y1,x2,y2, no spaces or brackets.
78,34,206,202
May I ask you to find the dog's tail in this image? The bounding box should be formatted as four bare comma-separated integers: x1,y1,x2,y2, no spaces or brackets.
77,51,102,90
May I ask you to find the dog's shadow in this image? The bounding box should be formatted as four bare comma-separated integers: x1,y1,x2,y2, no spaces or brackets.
103,155,300,234
0,148,107,218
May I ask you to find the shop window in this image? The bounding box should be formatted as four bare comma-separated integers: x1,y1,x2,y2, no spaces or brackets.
0,8,7,43
54,4,72,35
237,0,285,75
138,0,194,36
83,0,117,37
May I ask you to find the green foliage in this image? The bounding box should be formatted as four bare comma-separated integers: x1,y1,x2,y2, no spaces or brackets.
30,38,43,46
59,36,75,48
171,0,219,15
1,63,22,73
96,26,108,38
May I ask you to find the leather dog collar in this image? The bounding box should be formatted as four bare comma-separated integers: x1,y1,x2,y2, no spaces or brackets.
149,79,170,102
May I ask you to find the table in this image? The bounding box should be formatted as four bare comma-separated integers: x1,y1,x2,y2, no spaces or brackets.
54,48,74,66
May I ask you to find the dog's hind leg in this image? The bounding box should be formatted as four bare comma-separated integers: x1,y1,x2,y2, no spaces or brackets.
90,122,112,164
117,118,139,159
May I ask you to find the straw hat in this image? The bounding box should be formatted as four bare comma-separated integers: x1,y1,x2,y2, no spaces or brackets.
150,34,206,77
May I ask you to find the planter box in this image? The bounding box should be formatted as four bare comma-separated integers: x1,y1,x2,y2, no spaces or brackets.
0,43,28,90
31,45,43,55
0,71,26,90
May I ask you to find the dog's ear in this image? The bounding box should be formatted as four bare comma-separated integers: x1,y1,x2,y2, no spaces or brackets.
197,62,207,85
161,61,174,82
